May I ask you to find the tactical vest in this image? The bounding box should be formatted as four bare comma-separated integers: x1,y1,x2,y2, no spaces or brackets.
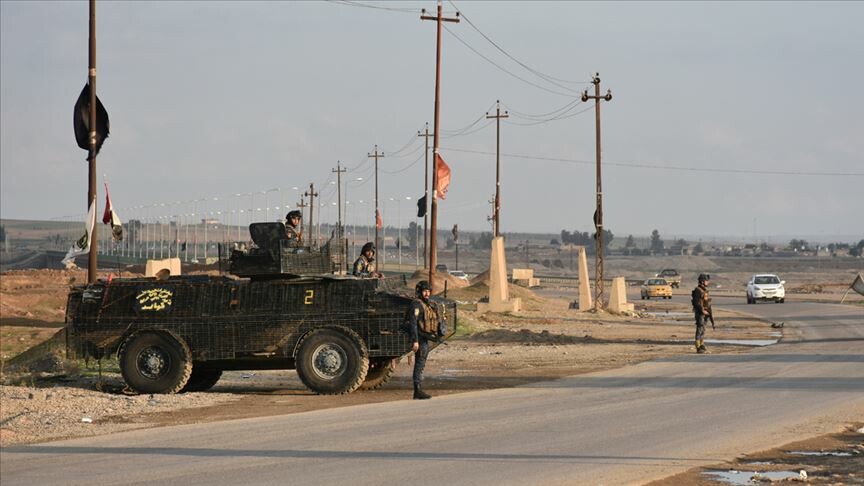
418,299,440,334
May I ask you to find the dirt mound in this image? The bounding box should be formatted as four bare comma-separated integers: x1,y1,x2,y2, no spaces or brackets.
473,328,586,345
405,269,469,293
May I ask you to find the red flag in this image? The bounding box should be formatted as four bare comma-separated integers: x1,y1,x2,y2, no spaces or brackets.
435,153,451,199
102,182,113,224
376,209,383,229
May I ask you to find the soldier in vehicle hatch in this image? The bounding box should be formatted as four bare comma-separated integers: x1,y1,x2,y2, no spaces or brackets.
353,242,381,278
284,210,303,247
403,280,445,399
691,273,712,354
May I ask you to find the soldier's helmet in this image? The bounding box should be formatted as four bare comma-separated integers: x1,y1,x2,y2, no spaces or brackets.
698,273,711,283
415,280,432,297
361,242,376,255
286,210,302,221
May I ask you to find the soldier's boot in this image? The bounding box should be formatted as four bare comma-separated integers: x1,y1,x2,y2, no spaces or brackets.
695,341,701,353
413,384,431,400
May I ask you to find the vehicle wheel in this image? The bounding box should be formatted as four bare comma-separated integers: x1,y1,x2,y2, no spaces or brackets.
777,298,785,304
359,358,396,391
118,331,192,394
180,367,223,392
296,327,369,395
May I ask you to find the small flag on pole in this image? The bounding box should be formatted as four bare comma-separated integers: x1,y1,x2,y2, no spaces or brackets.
102,181,123,241
376,209,383,229
435,153,451,200
416,194,427,217
61,201,97,267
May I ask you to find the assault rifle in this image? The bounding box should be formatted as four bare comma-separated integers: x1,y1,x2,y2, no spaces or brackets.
708,308,716,330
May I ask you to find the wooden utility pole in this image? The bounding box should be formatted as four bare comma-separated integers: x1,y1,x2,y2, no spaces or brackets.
421,1,459,292
368,145,384,256
581,73,612,310
485,100,508,237
417,123,433,265
296,196,308,244
304,184,318,247
87,0,98,283
332,162,346,231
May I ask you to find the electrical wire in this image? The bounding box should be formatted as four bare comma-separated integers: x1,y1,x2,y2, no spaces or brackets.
448,0,588,88
325,1,422,14
504,103,594,126
440,147,864,177
381,150,425,174
443,25,576,98
501,98,582,120
441,119,494,138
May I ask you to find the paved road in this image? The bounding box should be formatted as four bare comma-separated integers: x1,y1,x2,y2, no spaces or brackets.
2,299,862,485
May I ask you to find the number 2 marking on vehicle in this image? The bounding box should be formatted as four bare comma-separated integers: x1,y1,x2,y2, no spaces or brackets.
304,289,314,305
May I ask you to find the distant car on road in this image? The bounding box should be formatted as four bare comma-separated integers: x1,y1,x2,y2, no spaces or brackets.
448,270,469,281
746,274,786,303
655,269,681,288
641,278,673,300
435,264,448,273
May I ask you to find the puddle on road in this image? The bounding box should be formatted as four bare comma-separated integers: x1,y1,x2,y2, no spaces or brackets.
645,312,689,318
704,338,778,346
702,469,803,484
790,450,854,457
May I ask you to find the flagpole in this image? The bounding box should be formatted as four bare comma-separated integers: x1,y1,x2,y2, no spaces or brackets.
87,0,98,283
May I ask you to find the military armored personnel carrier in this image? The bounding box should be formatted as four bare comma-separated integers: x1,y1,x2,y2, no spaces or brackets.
64,222,457,395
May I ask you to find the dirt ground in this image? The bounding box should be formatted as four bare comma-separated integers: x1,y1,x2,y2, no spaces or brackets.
1,262,862,483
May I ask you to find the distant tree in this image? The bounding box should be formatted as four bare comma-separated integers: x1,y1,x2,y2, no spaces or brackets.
407,221,418,248
550,238,560,246
625,234,635,248
693,242,704,255
675,238,687,247
759,242,771,252
850,240,864,257
789,239,809,250
650,229,664,252
471,232,493,250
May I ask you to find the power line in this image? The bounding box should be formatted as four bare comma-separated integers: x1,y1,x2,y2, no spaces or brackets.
441,147,864,177
448,0,588,88
326,1,422,14
504,103,594,126
501,98,582,120
381,150,425,174
443,25,577,98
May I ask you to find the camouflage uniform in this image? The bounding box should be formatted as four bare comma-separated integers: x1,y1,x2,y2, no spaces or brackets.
352,254,376,277
405,296,441,394
284,224,302,247
691,281,712,352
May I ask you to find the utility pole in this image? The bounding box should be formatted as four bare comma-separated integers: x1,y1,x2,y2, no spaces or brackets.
296,196,308,245
368,145,384,257
87,0,98,283
581,73,612,310
304,184,318,248
421,1,459,292
485,100,508,237
417,123,433,265
332,162,346,231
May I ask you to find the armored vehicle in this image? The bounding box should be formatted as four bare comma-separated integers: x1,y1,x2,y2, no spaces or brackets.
65,222,457,395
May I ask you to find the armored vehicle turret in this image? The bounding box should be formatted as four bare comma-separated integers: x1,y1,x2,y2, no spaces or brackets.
65,223,457,395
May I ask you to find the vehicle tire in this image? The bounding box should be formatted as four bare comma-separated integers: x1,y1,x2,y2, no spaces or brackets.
359,358,396,391
118,331,192,394
777,298,785,304
180,367,223,392
295,327,369,395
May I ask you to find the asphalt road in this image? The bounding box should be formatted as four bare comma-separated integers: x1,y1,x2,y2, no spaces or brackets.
2,298,862,485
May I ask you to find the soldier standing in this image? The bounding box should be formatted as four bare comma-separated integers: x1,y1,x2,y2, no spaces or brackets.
691,273,712,353
284,210,303,247
353,242,381,278
404,280,444,399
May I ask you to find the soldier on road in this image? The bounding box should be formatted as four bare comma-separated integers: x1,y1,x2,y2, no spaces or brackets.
403,280,444,399
691,273,712,353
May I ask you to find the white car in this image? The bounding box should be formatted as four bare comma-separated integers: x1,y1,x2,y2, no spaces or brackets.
448,270,469,281
746,274,786,304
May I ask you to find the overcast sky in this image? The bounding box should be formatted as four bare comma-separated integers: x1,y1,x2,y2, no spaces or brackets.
2,1,862,242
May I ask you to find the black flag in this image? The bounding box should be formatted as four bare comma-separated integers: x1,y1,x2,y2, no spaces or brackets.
416,195,427,218
73,82,110,158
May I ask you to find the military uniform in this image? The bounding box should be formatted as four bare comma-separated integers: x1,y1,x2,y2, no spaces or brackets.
352,254,377,277
284,224,302,247
691,282,712,353
404,296,442,398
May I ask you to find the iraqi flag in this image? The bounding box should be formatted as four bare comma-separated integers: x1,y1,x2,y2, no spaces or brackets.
102,181,123,241
435,153,451,200
61,200,97,267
